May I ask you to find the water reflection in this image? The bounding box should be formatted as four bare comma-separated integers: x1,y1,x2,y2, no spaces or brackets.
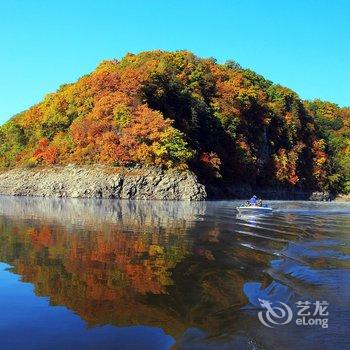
0,197,349,349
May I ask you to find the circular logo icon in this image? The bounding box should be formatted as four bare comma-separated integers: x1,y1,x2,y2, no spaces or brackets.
258,298,293,328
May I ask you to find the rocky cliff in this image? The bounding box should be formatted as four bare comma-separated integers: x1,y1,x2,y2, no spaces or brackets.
0,165,206,201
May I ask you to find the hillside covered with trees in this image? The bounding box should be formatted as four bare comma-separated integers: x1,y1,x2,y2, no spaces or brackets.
0,50,349,193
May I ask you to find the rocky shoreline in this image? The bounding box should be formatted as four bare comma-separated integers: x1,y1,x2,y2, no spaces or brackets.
206,184,333,201
335,194,350,201
0,165,206,201
0,165,341,201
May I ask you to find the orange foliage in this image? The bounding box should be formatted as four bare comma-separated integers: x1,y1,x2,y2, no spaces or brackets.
0,50,342,191
274,143,304,185
312,139,328,183
200,152,221,171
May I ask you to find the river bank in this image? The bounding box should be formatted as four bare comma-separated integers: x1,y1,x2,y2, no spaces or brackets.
0,165,340,201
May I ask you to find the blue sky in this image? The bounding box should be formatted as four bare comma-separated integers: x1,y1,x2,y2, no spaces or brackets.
1,0,349,124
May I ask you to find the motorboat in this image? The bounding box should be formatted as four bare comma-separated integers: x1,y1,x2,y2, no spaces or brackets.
236,205,273,214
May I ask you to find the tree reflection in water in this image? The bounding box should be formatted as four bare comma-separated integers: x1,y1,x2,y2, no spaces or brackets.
0,197,349,349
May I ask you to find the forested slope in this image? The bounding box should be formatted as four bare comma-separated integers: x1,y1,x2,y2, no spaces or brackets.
0,50,349,193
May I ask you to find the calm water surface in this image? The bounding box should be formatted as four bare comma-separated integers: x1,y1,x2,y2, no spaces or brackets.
0,197,349,350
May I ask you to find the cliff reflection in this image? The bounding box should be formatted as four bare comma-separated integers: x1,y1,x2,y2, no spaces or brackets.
0,197,206,231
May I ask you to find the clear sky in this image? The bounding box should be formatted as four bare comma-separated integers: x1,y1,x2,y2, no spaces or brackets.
1,0,349,124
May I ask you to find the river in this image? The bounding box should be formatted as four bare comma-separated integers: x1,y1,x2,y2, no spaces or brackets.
0,197,349,349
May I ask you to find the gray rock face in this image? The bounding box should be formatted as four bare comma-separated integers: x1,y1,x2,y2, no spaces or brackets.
0,165,207,201
308,191,331,201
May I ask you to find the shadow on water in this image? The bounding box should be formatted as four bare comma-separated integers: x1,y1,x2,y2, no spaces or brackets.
0,197,349,349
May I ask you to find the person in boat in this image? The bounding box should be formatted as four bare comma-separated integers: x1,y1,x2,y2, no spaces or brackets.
247,195,263,207
249,195,258,206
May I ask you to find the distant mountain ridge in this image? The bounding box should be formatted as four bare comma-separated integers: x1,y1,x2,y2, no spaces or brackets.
0,50,349,194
